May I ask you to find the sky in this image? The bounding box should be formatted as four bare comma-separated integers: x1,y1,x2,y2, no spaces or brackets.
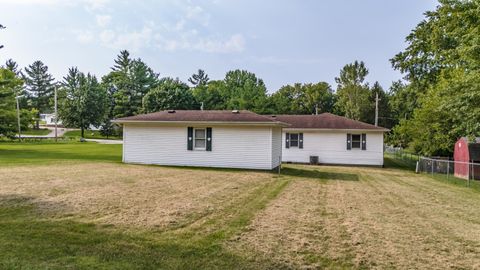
0,0,438,93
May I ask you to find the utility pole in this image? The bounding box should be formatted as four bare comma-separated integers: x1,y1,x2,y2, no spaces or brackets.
375,92,380,126
16,94,21,141
54,85,58,142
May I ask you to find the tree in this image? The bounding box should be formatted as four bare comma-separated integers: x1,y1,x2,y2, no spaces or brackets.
5,59,19,74
23,60,55,113
0,68,23,136
270,82,335,114
188,69,210,87
102,50,159,118
143,78,197,113
192,80,226,110
388,0,480,154
59,67,108,138
334,61,371,121
222,70,268,113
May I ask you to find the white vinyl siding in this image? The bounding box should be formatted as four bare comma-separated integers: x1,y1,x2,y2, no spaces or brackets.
271,127,282,169
123,124,280,170
282,130,384,166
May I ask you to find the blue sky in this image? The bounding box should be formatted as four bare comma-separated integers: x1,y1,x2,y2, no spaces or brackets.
0,0,437,92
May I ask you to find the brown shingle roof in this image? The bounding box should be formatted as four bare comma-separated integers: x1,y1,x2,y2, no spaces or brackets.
271,113,389,131
114,110,288,126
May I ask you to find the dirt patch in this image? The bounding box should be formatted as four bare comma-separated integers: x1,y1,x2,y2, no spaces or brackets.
0,163,275,229
230,165,480,269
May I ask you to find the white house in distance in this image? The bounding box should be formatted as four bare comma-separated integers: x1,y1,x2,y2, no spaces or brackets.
272,113,389,166
113,110,288,170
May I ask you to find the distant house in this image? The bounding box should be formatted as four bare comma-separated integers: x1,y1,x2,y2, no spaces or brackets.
272,113,389,166
113,110,287,170
39,113,61,126
454,137,480,180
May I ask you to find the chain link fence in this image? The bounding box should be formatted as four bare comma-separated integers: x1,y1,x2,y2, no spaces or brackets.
385,145,480,189
416,157,480,188
384,145,420,168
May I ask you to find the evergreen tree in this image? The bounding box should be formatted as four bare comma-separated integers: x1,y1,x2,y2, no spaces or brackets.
59,67,108,138
5,59,19,74
102,50,159,118
23,60,55,113
188,69,209,87
192,80,226,110
0,68,22,136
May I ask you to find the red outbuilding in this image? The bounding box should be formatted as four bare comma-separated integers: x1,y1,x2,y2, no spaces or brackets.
454,137,480,180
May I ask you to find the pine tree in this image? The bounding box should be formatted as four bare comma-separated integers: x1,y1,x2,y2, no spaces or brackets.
188,69,209,87
0,68,22,136
102,50,159,118
59,67,108,138
23,60,55,113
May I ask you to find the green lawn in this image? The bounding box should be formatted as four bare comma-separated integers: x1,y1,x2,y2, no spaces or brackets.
0,143,479,269
21,128,51,136
64,130,122,140
0,142,122,165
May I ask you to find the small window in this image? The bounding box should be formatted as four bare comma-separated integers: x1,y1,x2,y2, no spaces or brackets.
351,134,361,149
194,128,206,150
290,133,299,147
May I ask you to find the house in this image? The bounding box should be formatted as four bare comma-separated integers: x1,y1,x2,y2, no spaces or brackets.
271,113,389,166
39,113,61,126
113,110,288,170
454,137,480,180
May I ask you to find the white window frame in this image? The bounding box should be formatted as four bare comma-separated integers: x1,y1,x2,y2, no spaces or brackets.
194,128,207,150
289,133,299,148
351,134,361,149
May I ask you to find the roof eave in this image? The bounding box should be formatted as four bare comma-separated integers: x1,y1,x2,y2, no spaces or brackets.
112,119,290,127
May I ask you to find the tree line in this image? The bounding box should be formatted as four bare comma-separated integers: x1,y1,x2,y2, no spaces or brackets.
0,50,395,139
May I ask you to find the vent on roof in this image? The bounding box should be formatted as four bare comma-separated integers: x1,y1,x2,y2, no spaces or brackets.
271,115,276,118
232,110,239,114
167,110,176,113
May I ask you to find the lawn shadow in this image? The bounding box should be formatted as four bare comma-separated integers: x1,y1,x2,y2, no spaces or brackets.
281,167,359,181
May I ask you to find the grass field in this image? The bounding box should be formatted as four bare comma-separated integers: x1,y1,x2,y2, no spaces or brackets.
0,142,479,269
63,130,122,140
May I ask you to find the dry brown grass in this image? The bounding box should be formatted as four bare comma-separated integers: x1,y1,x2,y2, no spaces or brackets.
0,162,276,230
230,165,480,269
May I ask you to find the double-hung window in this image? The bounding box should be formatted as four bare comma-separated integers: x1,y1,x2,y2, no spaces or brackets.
351,134,361,149
194,128,206,150
289,133,299,147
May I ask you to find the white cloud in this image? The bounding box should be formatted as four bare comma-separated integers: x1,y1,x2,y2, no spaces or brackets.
75,30,94,43
96,14,111,27
99,26,153,52
194,34,245,53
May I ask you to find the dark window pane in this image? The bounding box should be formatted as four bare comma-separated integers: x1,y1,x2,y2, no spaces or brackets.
290,133,299,147
351,134,361,148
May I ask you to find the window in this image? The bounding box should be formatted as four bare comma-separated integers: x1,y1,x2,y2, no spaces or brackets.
289,133,299,147
194,128,206,149
351,134,361,149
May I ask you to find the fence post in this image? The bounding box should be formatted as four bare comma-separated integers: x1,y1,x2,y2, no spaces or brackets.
447,161,450,180
431,160,434,176
467,163,472,187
